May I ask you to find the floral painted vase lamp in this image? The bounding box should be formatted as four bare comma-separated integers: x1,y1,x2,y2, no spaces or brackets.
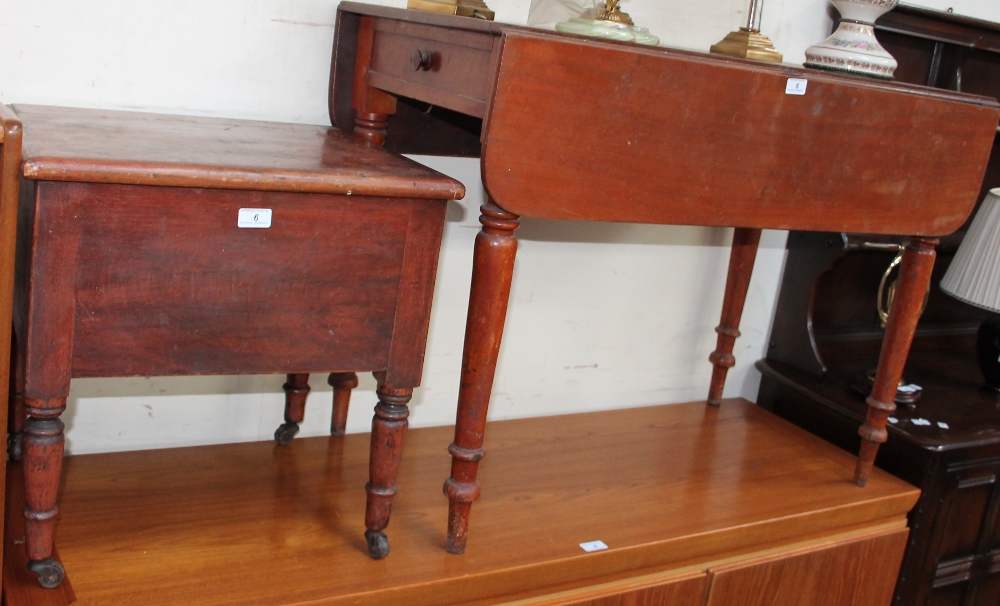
804,0,899,79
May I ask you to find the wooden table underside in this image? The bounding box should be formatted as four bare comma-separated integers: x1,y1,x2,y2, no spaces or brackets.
330,1,1000,556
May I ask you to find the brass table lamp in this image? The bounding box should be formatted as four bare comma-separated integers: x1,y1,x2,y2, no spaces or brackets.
407,0,495,20
710,0,783,63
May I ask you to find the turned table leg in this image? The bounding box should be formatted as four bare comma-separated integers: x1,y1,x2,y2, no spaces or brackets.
351,16,396,146
444,202,520,554
354,113,391,146
364,381,411,559
855,237,937,486
328,372,359,437
8,333,25,461
23,396,66,588
707,227,761,406
275,373,311,445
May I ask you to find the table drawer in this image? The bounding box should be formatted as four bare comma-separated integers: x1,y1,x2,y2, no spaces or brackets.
370,18,496,117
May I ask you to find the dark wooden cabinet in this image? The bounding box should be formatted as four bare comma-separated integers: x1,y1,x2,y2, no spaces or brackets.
758,334,1000,605
757,8,1000,605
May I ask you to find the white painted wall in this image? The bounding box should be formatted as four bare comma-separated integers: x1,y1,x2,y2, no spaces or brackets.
0,0,994,454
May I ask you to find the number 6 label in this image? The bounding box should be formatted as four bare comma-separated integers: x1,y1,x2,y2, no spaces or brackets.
238,208,272,228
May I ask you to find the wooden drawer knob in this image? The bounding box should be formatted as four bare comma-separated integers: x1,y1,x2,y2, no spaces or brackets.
410,50,433,71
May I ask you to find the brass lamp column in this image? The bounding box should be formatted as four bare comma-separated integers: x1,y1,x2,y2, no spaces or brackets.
710,0,783,63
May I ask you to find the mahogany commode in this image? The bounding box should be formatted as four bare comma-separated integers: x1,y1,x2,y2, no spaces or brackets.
329,2,1000,555
8,104,463,587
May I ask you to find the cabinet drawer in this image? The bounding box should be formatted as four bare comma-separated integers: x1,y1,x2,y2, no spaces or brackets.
370,18,496,117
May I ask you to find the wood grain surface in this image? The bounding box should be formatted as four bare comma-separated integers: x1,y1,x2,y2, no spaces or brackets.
854,237,938,487
3,400,917,605
65,184,434,378
513,570,708,606
705,525,908,605
13,105,464,199
368,19,496,117
481,31,999,235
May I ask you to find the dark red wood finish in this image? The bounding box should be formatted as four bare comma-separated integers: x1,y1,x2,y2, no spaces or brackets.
331,2,1000,557
329,371,360,436
353,16,398,145
854,237,938,486
443,202,519,554
276,373,311,444
11,104,462,586
17,106,460,199
482,31,996,234
708,228,762,406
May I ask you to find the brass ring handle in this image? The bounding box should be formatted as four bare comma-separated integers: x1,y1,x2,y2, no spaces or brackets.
410,50,433,71
877,247,904,328
877,245,930,328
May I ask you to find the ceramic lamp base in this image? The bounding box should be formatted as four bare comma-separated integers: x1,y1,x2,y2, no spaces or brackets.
804,20,897,79
555,18,659,45
977,316,1000,394
805,0,899,79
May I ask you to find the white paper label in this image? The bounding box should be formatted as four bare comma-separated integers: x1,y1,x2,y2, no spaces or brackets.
785,78,808,95
580,540,608,552
238,208,272,228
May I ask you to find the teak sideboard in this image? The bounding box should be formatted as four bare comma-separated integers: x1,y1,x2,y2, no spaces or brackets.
2,400,925,606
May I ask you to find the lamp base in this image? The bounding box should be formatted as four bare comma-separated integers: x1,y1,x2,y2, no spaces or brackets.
710,27,783,63
406,0,494,20
555,18,659,45
977,316,1000,394
803,0,899,79
849,369,922,406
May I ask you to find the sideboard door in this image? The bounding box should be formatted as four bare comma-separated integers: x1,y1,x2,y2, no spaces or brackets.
705,527,908,606
518,571,708,606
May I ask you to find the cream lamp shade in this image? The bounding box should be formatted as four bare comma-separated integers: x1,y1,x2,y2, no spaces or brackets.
940,188,1000,312
941,187,1000,394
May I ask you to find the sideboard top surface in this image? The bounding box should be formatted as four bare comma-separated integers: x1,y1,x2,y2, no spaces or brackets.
12,400,917,605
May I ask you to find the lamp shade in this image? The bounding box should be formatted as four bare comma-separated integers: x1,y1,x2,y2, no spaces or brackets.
941,188,1000,313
